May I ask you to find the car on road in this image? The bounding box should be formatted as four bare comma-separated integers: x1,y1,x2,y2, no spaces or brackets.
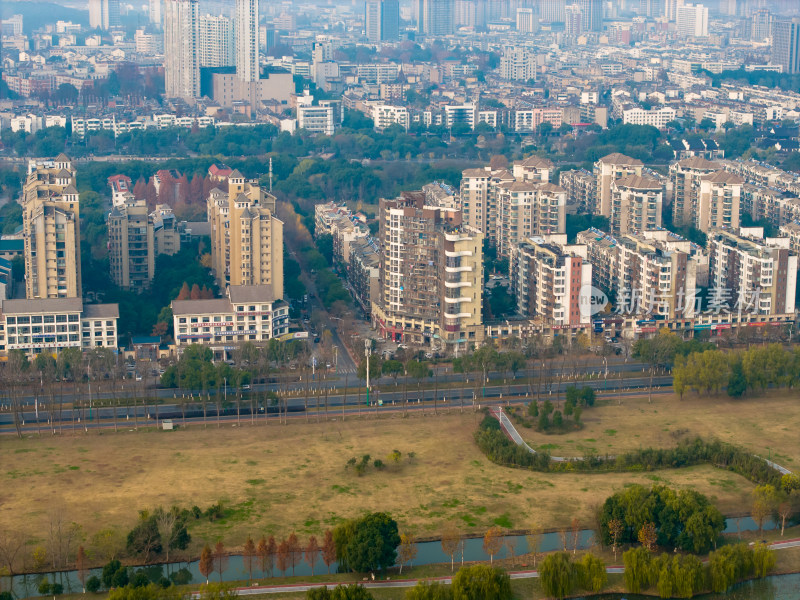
241,384,251,391
314,337,320,343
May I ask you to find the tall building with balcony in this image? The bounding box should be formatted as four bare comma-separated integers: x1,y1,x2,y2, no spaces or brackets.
593,153,644,217
670,157,721,227
152,205,181,256
559,169,594,214
697,171,743,232
108,198,155,293
495,182,567,258
164,0,200,100
207,171,284,298
236,0,259,82
22,154,81,299
372,191,483,353
417,0,454,36
509,234,592,327
199,14,235,68
609,175,663,235
707,227,797,316
576,228,700,319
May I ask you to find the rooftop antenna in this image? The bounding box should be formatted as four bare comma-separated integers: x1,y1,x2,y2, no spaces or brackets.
269,157,273,192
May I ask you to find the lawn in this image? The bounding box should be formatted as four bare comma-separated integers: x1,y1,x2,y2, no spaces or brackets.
518,390,800,467
0,403,772,563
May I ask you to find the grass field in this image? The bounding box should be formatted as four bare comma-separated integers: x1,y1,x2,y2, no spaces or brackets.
1,393,778,562
519,390,800,467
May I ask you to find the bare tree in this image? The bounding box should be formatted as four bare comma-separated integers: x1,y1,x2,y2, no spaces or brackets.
213,540,228,582
243,537,256,582
570,518,581,555
440,526,460,572
397,533,417,575
321,530,336,574
76,545,88,592
304,536,320,576
525,525,543,568
0,528,27,575
483,527,503,565
287,533,302,576
47,508,82,570
608,519,624,560
155,507,178,563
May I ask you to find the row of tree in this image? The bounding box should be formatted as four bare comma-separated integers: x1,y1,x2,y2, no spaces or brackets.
673,343,800,398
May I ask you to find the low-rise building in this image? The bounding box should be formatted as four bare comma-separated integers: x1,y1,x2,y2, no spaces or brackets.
171,285,289,358
1,298,119,356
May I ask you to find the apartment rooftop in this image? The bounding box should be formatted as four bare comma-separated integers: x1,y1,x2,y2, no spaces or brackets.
614,175,662,190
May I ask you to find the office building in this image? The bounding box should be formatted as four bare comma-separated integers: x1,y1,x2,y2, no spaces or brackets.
23,154,81,300
516,7,536,33
670,157,721,227
677,3,708,37
298,104,336,135
772,18,800,75
89,0,121,30
577,228,700,319
372,191,483,353
751,9,772,43
164,0,200,100
577,0,601,32
236,0,259,82
697,171,743,232
510,234,592,327
540,0,566,22
199,14,235,68
417,0,454,36
172,285,289,357
207,171,284,297
366,0,400,42
610,175,663,235
593,153,644,218
708,227,797,316
2,299,119,356
108,198,155,293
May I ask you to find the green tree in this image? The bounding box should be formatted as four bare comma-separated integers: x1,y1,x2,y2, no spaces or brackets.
451,565,511,600
126,517,162,562
405,581,452,600
332,512,400,573
539,552,575,599
623,547,654,594
578,553,607,593
307,584,374,600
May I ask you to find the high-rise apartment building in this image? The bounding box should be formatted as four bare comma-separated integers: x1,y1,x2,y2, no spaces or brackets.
610,175,663,235
708,227,797,316
500,46,536,81
593,153,644,218
496,181,567,258
577,228,700,319
236,0,259,82
697,171,743,232
207,171,284,298
677,3,708,37
22,154,81,299
107,198,155,293
89,0,121,30
516,7,536,33
417,0,454,36
577,0,602,31
565,4,583,35
164,0,200,100
772,18,800,75
539,0,566,22
152,205,181,256
670,157,721,227
559,169,594,214
199,14,235,68
372,191,483,353
366,0,400,42
510,234,592,327
751,9,772,42
150,0,162,25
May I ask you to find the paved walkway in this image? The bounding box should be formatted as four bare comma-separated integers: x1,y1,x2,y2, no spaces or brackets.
193,539,800,596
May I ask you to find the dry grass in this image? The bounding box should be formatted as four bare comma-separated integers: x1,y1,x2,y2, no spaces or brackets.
0,404,768,558
519,391,800,467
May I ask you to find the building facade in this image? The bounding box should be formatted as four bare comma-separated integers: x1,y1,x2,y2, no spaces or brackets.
236,0,259,82
366,0,400,42
609,175,663,235
164,0,200,99
207,171,284,297
593,153,644,218
772,17,800,75
108,198,155,293
199,14,235,68
372,191,483,353
23,154,81,300
697,171,743,232
670,157,721,227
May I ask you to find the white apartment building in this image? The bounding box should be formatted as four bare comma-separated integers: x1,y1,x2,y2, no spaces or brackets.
677,3,708,37
495,181,567,258
235,0,258,82
444,104,477,130
594,153,644,218
509,234,592,327
500,47,536,81
198,14,235,68
708,227,797,316
298,104,336,135
172,285,290,357
1,298,119,356
164,0,200,100
697,171,743,232
622,106,677,129
670,157,721,227
372,104,409,131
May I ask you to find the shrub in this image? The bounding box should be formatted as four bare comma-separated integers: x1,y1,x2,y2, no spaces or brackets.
451,565,512,600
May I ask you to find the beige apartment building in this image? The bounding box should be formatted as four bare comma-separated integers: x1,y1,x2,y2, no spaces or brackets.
670,156,721,227
207,170,284,298
697,171,743,232
152,204,181,256
495,181,567,258
593,153,644,217
371,191,483,353
610,175,663,235
108,197,155,292
22,154,81,299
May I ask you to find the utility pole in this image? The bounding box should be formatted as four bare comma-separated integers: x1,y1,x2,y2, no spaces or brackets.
365,339,371,406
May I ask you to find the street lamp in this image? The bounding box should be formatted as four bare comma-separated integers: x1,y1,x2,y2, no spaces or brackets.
365,339,371,406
